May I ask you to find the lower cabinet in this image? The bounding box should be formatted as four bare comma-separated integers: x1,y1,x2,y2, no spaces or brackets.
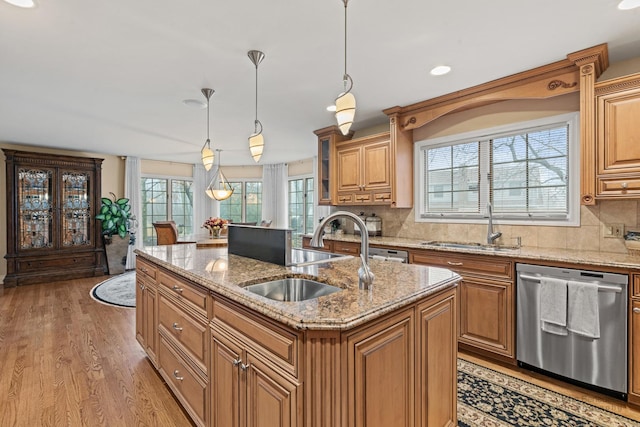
630,289,640,405
136,259,158,366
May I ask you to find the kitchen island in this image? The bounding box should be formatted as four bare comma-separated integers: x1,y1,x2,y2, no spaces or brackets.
135,244,460,427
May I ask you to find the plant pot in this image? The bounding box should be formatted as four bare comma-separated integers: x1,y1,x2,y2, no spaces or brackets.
103,233,130,275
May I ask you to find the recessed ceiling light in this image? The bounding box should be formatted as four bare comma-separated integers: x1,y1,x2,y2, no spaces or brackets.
3,0,35,8
430,65,451,76
618,0,640,9
326,105,336,112
182,99,207,109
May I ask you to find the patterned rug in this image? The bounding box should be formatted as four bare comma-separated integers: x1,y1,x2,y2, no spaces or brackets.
458,358,639,427
90,271,136,308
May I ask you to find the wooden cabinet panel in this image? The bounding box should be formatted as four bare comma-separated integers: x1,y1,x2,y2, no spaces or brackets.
346,309,415,427
633,274,640,298
211,332,242,427
333,240,360,255
459,278,513,357
159,294,208,372
136,273,157,366
159,336,208,427
410,249,513,280
597,176,640,197
416,289,457,427
363,141,391,189
630,300,640,404
137,257,157,281
315,126,354,205
336,146,362,192
301,236,333,253
246,353,300,427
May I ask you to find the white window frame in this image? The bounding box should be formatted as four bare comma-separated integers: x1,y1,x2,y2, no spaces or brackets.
414,112,580,227
218,178,263,223
288,174,315,247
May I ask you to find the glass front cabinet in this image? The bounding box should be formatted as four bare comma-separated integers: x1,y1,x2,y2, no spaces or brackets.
3,149,104,287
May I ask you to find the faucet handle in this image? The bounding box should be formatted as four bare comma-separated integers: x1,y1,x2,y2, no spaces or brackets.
358,254,375,290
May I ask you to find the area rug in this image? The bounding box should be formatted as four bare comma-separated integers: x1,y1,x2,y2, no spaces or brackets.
457,358,639,427
90,271,136,308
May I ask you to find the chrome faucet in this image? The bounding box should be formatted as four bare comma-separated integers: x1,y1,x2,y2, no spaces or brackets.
310,211,374,290
486,202,502,244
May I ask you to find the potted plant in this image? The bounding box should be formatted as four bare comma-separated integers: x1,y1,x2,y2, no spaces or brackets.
96,192,132,275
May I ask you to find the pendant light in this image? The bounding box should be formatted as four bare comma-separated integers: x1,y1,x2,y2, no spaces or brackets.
335,0,356,135
248,50,265,163
205,149,234,201
200,88,215,171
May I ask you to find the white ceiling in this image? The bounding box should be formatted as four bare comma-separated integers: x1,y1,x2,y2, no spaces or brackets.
1,0,639,166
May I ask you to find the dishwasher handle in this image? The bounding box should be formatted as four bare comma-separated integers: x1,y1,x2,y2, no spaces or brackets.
518,273,622,293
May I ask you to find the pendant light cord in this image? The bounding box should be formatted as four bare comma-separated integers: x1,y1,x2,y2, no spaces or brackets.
207,95,210,141
344,0,348,84
254,63,259,132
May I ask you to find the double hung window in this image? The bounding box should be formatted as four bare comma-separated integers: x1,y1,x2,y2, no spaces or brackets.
219,181,262,224
140,177,194,244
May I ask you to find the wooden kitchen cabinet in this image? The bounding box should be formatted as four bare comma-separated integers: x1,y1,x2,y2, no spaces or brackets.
314,125,354,206
136,257,158,366
211,297,302,427
301,235,333,252
332,240,361,255
411,249,515,363
630,274,640,406
595,72,640,199
3,149,104,287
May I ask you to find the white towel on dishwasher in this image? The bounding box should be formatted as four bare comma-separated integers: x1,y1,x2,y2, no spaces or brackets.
372,255,387,261
539,277,568,336
567,281,600,339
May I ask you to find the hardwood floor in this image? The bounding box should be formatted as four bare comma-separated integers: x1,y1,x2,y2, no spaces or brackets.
0,276,194,427
460,351,640,422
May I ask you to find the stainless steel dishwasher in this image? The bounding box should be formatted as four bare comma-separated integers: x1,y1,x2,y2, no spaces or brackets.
516,263,628,398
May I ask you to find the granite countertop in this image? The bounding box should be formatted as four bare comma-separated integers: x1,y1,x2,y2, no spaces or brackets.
314,234,640,271
135,245,460,331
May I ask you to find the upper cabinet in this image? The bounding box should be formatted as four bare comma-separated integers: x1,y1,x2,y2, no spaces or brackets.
314,124,413,208
595,72,640,199
3,149,104,287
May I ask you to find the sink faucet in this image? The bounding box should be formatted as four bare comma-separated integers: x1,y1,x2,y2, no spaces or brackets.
310,211,374,290
486,202,502,244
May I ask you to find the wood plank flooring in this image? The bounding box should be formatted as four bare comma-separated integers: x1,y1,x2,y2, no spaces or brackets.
2,276,640,426
0,276,194,427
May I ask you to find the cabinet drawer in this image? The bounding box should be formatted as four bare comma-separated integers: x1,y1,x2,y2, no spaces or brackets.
336,194,353,204
212,297,300,377
159,271,208,314
373,191,392,202
159,336,207,427
410,250,513,280
333,241,360,255
354,193,371,203
597,177,640,197
302,236,333,252
633,275,640,297
136,258,157,281
159,294,208,373
17,253,95,272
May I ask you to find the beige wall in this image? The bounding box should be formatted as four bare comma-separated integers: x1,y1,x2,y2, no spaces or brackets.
288,158,313,176
338,93,637,255
0,143,124,282
598,57,640,81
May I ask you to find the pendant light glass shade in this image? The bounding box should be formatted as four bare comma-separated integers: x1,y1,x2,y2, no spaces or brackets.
205,149,234,201
335,0,356,135
248,50,265,163
201,88,215,171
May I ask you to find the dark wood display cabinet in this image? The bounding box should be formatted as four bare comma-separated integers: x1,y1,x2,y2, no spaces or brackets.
3,149,105,287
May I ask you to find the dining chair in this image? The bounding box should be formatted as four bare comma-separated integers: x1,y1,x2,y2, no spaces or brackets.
152,221,194,245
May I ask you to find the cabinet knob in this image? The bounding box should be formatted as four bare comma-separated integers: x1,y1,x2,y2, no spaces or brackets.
232,358,242,366
172,322,183,332
139,284,145,290
173,370,184,381
240,362,251,371
633,307,640,314
621,182,628,189
172,285,183,293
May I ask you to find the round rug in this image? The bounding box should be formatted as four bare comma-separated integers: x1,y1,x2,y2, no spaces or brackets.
90,271,136,308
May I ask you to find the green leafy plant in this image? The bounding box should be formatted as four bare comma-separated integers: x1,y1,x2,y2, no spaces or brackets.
95,192,131,239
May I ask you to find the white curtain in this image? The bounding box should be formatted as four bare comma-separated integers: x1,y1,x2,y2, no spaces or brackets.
124,156,142,269
193,164,217,230
262,163,289,229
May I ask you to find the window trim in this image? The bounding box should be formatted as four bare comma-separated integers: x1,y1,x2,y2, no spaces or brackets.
218,178,263,223
414,112,580,227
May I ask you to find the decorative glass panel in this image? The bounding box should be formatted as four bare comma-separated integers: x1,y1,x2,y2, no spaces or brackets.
62,171,92,246
18,168,53,249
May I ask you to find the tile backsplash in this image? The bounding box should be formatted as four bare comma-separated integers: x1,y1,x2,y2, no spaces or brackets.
336,200,640,254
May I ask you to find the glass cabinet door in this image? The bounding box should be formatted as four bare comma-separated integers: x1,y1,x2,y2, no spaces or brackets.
18,168,53,249
61,171,92,247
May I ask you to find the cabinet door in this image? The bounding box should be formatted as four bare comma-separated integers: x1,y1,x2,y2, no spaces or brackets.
211,332,243,427
318,136,333,205
136,279,146,348
362,141,391,190
598,86,640,175
346,309,414,427
630,300,640,401
245,353,300,427
458,277,513,358
416,290,457,427
336,146,362,193
17,167,54,250
144,285,157,364
61,170,93,248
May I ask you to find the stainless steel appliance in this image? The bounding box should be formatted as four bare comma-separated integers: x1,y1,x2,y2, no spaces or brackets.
368,247,408,263
516,263,628,398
